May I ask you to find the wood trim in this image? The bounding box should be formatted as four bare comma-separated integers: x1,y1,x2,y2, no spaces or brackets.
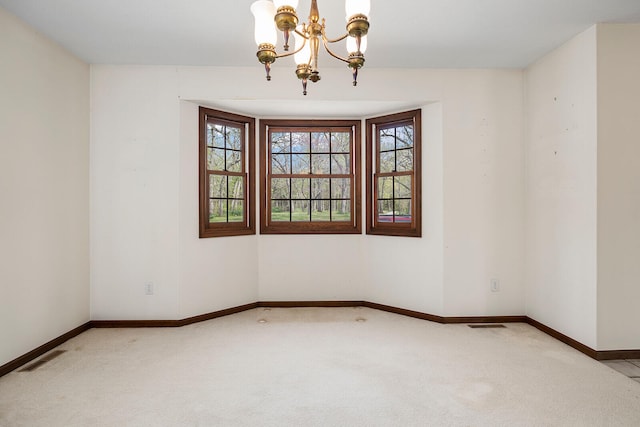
259,119,362,235
365,115,374,234
258,301,364,308
178,302,259,326
525,317,598,359
199,107,256,238
524,317,640,360
366,109,422,237
259,222,362,235
0,322,92,378
363,301,444,322
259,119,268,233
445,315,527,324
90,303,260,328
90,319,181,328
5,302,640,378
363,301,525,324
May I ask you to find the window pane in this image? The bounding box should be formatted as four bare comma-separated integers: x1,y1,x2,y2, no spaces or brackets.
367,110,420,236
312,154,330,174
292,153,310,174
331,154,350,174
292,200,310,221
379,151,395,173
377,200,394,222
271,178,290,200
208,148,225,171
394,200,412,223
396,148,413,172
377,176,393,199
331,200,351,221
331,132,351,153
228,175,244,199
394,176,412,199
291,132,310,153
209,199,227,223
272,154,291,174
199,108,254,238
227,127,242,150
207,124,214,146
291,178,310,199
209,175,227,198
228,200,244,222
261,118,360,234
379,129,395,151
271,200,290,221
272,132,290,153
311,132,330,153
226,150,242,172
396,125,414,149
211,124,226,148
311,200,331,221
311,178,330,199
331,178,350,199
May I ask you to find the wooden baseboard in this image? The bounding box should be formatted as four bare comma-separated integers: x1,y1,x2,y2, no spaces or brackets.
363,301,444,322
0,322,91,378
179,302,259,325
258,300,364,308
3,301,639,377
90,319,180,328
524,317,640,361
524,316,598,359
363,301,527,324
88,302,363,328
90,302,260,328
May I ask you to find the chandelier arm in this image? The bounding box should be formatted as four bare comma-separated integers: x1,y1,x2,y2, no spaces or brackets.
322,32,350,44
321,36,350,64
274,37,309,60
293,28,308,38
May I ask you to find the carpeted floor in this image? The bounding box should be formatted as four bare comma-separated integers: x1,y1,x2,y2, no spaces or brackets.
1,307,639,426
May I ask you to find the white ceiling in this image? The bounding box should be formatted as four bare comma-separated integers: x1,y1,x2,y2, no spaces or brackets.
2,0,640,69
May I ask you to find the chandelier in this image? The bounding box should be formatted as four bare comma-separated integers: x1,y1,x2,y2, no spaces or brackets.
250,0,370,95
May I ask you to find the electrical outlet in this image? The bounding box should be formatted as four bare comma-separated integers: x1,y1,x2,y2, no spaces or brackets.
144,282,154,295
490,279,500,292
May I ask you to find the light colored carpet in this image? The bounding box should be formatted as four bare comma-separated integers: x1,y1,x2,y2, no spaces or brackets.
1,307,639,426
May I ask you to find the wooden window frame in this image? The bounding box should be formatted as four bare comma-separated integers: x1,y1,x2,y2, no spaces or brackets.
260,119,362,235
366,109,422,237
199,107,256,238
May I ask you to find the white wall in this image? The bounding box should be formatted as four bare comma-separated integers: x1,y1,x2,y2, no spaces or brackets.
91,65,525,319
365,103,444,314
596,24,640,350
178,101,259,318
90,67,181,320
260,235,365,301
0,7,89,366
443,70,525,316
524,27,598,347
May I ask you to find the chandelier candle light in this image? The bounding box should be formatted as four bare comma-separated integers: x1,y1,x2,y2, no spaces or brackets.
250,0,370,95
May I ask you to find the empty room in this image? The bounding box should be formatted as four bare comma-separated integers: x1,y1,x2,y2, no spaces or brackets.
2,0,640,425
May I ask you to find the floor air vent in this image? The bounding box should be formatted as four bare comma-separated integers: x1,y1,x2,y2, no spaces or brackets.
468,324,506,329
18,350,66,372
